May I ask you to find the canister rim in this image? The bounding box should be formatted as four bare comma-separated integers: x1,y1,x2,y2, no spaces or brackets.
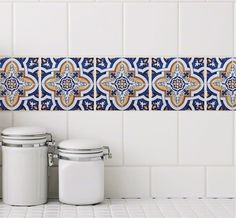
1,126,48,146
58,139,103,151
1,126,47,137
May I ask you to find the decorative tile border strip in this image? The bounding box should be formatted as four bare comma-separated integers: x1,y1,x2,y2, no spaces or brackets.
0,57,235,111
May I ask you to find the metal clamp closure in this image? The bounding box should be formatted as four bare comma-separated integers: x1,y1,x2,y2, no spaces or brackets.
103,146,112,159
48,152,58,167
46,133,57,167
49,145,112,164
58,155,103,162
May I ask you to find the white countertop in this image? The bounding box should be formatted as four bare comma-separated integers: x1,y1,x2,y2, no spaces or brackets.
0,198,235,218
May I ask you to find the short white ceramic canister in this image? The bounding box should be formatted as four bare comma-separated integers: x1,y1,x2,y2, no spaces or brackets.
57,139,112,205
1,126,55,206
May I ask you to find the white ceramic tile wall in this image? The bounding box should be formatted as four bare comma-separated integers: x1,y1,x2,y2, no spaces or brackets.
179,3,234,56
14,3,68,56
13,111,67,142
151,167,205,198
0,0,235,198
0,3,12,56
124,3,178,56
68,111,123,165
124,112,178,165
179,111,234,165
69,3,123,56
105,167,150,198
206,167,235,198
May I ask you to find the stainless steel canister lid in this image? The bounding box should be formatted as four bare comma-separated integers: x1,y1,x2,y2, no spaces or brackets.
1,126,48,147
58,139,112,161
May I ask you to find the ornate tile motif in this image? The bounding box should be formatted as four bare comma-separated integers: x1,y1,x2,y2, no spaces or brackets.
151,57,205,110
2,56,236,111
41,58,94,111
96,58,149,110
207,57,236,110
0,58,39,111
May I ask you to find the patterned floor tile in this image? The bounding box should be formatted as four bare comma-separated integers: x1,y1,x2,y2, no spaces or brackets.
96,58,149,111
151,57,205,111
41,57,94,111
0,57,39,111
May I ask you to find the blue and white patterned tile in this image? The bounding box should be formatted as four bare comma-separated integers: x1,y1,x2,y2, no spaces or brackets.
151,57,205,111
207,57,235,110
179,58,205,111
151,57,176,110
41,57,66,110
0,57,11,111
0,57,39,111
96,57,149,111
41,57,94,111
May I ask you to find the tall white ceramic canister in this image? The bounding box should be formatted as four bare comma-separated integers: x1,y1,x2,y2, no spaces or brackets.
1,126,55,206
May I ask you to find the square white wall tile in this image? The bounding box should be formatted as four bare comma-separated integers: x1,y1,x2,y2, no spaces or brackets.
0,112,12,165
68,111,123,165
206,167,235,198
13,111,67,143
69,3,122,56
105,167,150,198
14,3,67,56
179,112,233,165
48,167,58,199
124,3,178,56
0,3,12,56
179,3,234,56
0,112,12,133
0,111,12,141
151,167,205,197
124,111,178,165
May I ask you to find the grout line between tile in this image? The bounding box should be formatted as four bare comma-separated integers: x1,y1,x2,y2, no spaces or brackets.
7,206,12,218
122,111,125,166
9,56,14,115
233,1,235,57
177,0,180,58
149,167,152,198
200,198,217,217
149,57,152,111
122,2,125,57
171,199,186,218
2,0,236,2
1,0,221,3
11,2,14,58
233,2,235,166
232,111,235,165
65,3,69,139
38,58,42,111
104,164,235,167
204,57,207,111
94,57,97,111
204,166,207,198
11,109,14,127
0,164,234,168
121,1,125,167
66,111,69,139
66,2,69,58
10,111,14,127
124,199,132,218
177,111,180,165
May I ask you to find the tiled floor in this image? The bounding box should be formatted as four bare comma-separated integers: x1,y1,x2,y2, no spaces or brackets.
0,198,235,218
